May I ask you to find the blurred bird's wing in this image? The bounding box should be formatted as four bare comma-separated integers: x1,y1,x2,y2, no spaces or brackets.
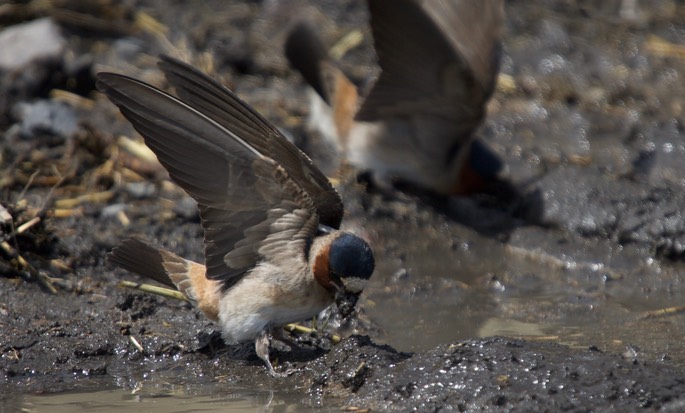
356,0,504,125
97,70,339,291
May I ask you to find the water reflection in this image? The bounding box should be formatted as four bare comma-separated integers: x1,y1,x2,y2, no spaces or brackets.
4,387,333,413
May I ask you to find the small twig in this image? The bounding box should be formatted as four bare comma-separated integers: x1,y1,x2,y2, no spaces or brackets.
55,190,114,209
645,35,685,60
129,336,145,353
640,305,685,320
329,29,364,60
116,210,130,227
51,208,83,218
134,10,168,37
118,280,187,301
90,159,115,185
117,135,158,163
510,335,560,341
36,171,66,216
120,167,145,182
50,89,95,110
283,323,341,344
35,270,59,294
49,259,73,273
15,217,41,235
17,170,39,202
341,406,370,413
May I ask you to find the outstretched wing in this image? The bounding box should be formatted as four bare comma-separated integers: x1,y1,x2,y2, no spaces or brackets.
356,0,503,125
97,72,323,290
157,55,343,229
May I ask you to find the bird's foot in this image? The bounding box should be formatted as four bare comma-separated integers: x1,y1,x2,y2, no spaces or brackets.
257,329,296,377
267,364,296,378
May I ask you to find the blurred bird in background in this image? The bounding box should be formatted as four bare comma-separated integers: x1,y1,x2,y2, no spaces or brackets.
286,0,505,196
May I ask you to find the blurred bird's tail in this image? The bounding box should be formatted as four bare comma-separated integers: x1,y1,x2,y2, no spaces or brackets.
108,238,220,321
285,22,358,144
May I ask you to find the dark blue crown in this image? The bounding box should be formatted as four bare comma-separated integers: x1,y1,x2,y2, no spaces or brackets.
329,233,375,280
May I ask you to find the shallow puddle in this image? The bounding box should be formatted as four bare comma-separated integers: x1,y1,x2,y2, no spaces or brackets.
361,214,685,367
3,386,333,413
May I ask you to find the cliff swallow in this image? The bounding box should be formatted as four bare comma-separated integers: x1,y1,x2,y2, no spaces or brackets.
285,0,504,195
97,55,375,376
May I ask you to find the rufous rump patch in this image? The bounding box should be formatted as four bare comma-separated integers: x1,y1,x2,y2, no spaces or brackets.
188,263,221,321
332,70,358,140
165,255,221,322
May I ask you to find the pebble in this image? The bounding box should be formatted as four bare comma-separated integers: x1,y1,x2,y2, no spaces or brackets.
13,100,79,139
0,18,65,71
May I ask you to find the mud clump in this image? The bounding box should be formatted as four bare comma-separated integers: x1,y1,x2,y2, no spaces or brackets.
297,336,685,411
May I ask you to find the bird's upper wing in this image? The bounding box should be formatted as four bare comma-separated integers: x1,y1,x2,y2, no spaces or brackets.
97,70,339,291
157,55,343,229
356,0,504,124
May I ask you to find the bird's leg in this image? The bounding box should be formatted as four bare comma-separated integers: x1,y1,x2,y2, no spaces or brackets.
255,329,293,377
255,329,276,374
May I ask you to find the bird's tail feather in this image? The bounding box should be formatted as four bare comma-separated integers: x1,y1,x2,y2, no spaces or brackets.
107,238,179,288
285,22,359,142
108,237,219,320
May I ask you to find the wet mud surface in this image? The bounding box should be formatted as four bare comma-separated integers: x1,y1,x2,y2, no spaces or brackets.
3,0,685,411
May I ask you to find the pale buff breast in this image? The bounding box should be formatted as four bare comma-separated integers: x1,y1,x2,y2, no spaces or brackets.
216,263,333,344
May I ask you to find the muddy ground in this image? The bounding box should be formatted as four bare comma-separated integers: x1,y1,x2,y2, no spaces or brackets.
2,0,685,411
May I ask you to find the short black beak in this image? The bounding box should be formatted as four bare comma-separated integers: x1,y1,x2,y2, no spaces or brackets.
335,290,359,319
